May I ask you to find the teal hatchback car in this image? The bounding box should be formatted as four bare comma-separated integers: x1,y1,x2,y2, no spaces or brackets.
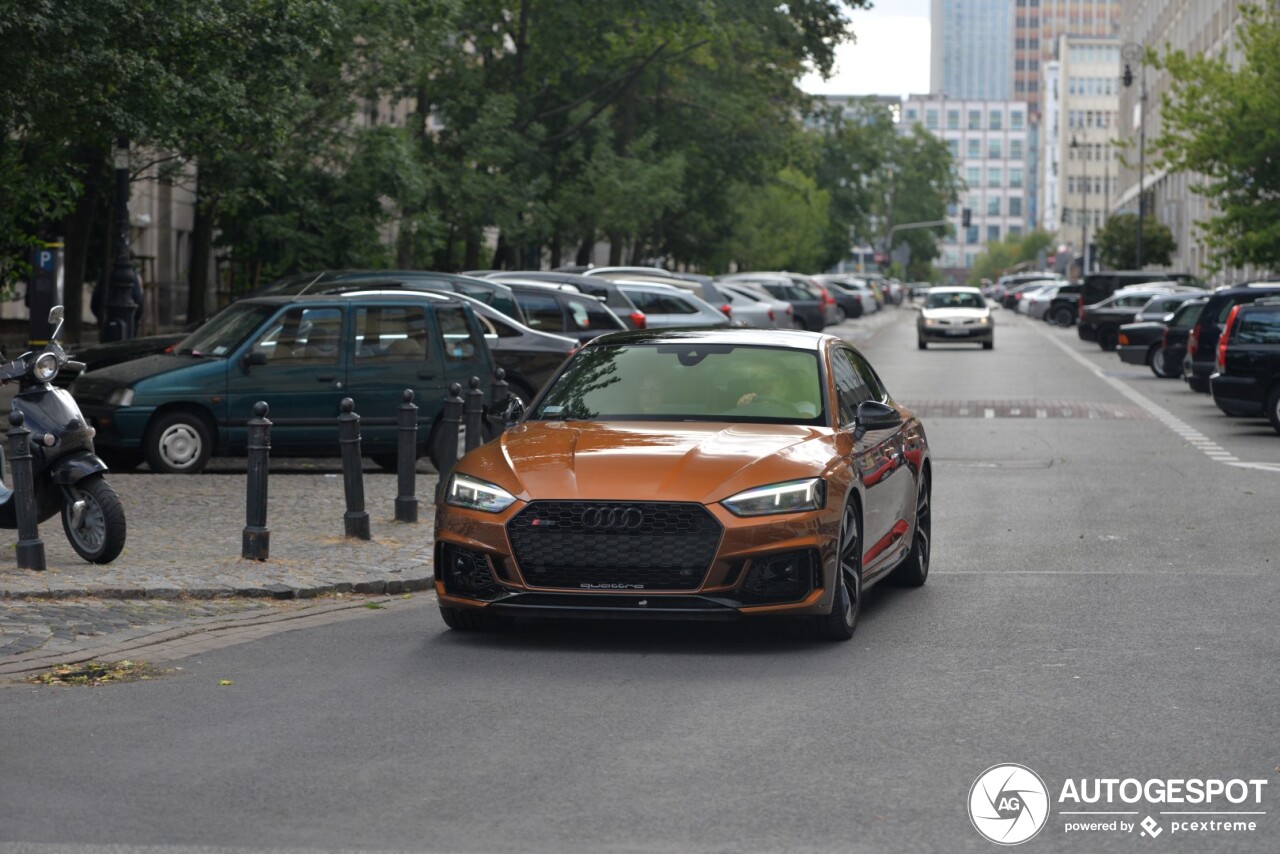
72,291,498,473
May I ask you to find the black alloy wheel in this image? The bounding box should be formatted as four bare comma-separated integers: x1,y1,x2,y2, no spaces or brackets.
1099,328,1119,351
1150,345,1178,378
61,474,127,564
796,501,861,641
895,473,931,587
1053,306,1075,327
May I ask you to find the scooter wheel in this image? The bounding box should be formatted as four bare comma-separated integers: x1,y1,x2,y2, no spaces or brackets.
62,474,127,564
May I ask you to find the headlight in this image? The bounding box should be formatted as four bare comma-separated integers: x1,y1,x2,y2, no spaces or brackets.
978,315,992,324
446,473,517,513
923,317,939,327
722,478,825,517
33,352,59,382
106,388,135,407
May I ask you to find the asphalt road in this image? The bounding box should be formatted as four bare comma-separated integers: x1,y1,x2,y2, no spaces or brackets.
1,307,1277,854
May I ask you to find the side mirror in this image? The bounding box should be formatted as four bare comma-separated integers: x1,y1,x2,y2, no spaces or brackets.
48,305,66,342
240,351,267,370
855,400,903,434
503,395,526,428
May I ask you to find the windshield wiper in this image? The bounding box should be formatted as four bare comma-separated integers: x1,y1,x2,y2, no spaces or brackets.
175,348,209,357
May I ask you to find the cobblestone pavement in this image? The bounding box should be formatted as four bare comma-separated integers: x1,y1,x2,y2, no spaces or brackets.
0,307,906,668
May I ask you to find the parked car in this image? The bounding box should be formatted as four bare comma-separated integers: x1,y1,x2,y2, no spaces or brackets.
611,281,733,329
786,274,844,324
1116,298,1206,379
1184,281,1280,393
1046,282,1084,326
717,274,826,331
1078,287,1200,351
499,282,629,344
433,327,931,639
582,268,736,321
1000,281,1051,311
994,271,1063,304
259,269,528,325
714,281,792,328
917,287,993,349
1078,270,1202,312
483,271,646,329
73,291,499,474
1016,281,1062,319
812,274,866,320
1209,298,1280,430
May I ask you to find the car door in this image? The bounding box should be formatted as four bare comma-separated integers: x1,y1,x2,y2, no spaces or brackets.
343,300,447,452
831,347,908,576
226,304,348,454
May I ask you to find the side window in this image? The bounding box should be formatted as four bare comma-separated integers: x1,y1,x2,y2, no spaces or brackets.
1237,311,1280,344
663,293,699,315
517,293,567,331
254,306,342,365
435,305,482,363
832,349,871,426
845,349,887,402
354,305,430,363
481,314,522,339
1217,298,1246,324
568,297,623,331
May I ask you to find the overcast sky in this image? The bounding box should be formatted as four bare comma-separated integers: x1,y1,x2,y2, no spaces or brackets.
799,0,931,98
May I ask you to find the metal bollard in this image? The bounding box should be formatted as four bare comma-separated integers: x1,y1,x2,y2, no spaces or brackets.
242,401,271,561
8,411,45,571
464,375,484,453
395,388,418,523
490,368,510,408
434,383,463,502
338,398,370,540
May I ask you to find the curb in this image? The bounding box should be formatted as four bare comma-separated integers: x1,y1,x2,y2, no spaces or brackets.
0,574,435,602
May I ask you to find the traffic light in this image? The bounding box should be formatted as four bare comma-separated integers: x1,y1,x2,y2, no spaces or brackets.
961,207,971,227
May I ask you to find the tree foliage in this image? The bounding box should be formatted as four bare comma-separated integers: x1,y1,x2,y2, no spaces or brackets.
1095,214,1176,269
965,229,1058,285
1148,4,1280,271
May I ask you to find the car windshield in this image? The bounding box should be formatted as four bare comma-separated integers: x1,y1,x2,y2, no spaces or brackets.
533,343,825,424
173,303,277,357
925,291,984,310
1171,302,1204,328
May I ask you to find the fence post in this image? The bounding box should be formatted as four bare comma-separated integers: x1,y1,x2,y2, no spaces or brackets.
395,388,418,523
464,375,484,453
8,411,45,571
338,398,370,540
434,383,463,502
242,401,271,561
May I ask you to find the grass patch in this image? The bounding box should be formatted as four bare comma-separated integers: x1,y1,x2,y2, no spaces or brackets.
29,660,166,687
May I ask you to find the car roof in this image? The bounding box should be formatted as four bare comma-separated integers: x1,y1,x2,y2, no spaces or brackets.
612,279,688,292
236,289,455,307
581,327,834,351
927,286,983,294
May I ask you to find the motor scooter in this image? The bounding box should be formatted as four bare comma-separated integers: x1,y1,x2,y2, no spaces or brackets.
0,306,126,563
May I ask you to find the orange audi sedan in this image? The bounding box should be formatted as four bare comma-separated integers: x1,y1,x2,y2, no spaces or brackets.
433,328,930,640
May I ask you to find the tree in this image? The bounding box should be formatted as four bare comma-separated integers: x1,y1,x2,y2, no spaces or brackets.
1095,213,1176,269
1149,5,1280,271
965,229,1059,285
874,125,960,280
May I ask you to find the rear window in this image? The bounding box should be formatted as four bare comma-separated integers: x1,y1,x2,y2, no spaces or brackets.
1236,310,1280,344
566,297,625,332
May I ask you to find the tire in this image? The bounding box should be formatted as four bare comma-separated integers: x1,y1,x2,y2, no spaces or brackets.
1150,346,1178,378
439,605,513,631
1267,384,1280,435
1053,306,1075,327
834,307,847,324
982,340,994,350
793,316,808,331
794,501,861,641
96,447,143,471
145,411,212,474
1099,328,1119,351
61,474,127,564
894,472,931,587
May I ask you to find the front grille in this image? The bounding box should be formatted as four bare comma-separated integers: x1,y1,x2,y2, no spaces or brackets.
507,501,722,590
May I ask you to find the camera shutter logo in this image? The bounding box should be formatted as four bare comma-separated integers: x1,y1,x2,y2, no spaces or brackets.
968,764,1050,845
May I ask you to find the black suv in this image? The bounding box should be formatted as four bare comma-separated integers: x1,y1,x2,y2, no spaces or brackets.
1117,298,1206,379
1079,270,1202,309
1184,281,1280,393
1079,290,1199,350
1209,298,1280,431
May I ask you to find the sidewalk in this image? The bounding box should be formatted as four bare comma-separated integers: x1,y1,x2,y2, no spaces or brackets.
0,461,439,600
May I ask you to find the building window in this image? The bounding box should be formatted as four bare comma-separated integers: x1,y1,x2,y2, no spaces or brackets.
947,109,960,129
988,139,1002,159
926,109,939,129
988,167,1002,188
989,110,1002,130
1009,197,1023,217
987,196,1001,215
1010,139,1023,160
966,226,979,244
1010,168,1024,188
966,166,981,188
905,108,918,123
948,138,961,159
1008,224,1023,238
987,225,1001,242
1011,112,1024,130
968,109,981,130
967,138,980,159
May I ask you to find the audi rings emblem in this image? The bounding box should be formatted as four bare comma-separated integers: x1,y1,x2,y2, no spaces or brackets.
580,507,645,530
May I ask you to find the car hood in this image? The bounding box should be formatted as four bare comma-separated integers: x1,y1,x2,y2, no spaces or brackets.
458,420,837,505
71,353,215,400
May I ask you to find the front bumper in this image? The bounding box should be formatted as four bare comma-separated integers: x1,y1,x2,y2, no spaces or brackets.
918,324,992,343
78,403,156,450
434,499,840,619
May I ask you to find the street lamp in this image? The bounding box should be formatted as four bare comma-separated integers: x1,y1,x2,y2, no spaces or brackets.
1122,42,1147,269
1071,135,1089,274
103,136,138,343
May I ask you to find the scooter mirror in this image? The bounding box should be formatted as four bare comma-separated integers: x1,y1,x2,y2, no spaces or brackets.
48,305,65,343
